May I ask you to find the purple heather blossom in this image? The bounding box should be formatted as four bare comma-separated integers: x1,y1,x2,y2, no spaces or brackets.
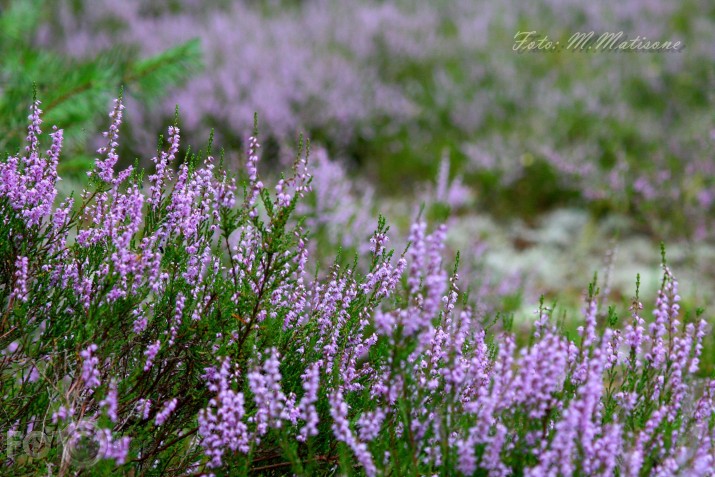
689,319,708,373
144,340,161,371
625,295,646,365
0,102,61,228
132,308,148,334
168,292,185,346
100,380,119,422
244,136,264,219
369,229,389,257
648,267,679,368
248,348,291,433
80,344,101,391
93,98,128,184
148,125,181,208
25,100,42,153
10,256,29,303
330,389,377,477
481,423,510,477
625,406,667,477
357,407,386,442
96,428,131,464
297,362,321,441
578,295,598,350
456,436,477,475
512,331,570,419
135,399,152,420
198,358,250,467
155,398,178,426
51,405,74,424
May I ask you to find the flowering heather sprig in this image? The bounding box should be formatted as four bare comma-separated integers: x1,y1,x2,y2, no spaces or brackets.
148,125,181,208
244,135,263,218
625,277,647,366
329,389,377,477
144,340,160,371
690,319,707,373
93,97,128,184
198,358,251,467
648,265,680,368
135,399,151,420
0,101,61,228
25,100,42,154
578,293,598,350
10,256,29,303
169,292,185,346
80,344,101,392
100,431,131,465
155,398,178,426
100,380,119,422
357,407,386,442
297,362,321,441
247,348,291,434
51,405,74,424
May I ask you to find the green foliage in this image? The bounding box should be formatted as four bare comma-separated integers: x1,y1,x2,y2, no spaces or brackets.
0,0,201,175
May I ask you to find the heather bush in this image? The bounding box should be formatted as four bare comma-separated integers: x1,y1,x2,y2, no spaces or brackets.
2,100,715,476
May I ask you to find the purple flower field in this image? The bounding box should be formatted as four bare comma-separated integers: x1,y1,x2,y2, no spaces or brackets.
2,0,715,476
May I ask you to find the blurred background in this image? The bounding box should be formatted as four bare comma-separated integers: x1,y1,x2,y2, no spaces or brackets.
2,0,715,322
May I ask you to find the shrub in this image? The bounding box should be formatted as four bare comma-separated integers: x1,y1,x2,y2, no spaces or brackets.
1,99,714,476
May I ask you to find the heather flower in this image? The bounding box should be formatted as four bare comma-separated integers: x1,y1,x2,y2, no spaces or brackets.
135,399,152,420
132,308,148,334
481,423,510,477
80,344,101,391
689,319,708,373
169,292,185,346
357,407,386,442
100,380,119,422
648,266,679,369
330,389,377,477
102,433,131,465
198,358,250,467
10,256,30,303
25,100,42,153
144,340,161,371
297,362,321,441
155,398,178,426
247,348,291,433
625,292,646,366
148,125,181,208
578,294,598,350
456,436,477,475
0,101,61,228
92,97,128,184
52,406,74,424
244,135,264,218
